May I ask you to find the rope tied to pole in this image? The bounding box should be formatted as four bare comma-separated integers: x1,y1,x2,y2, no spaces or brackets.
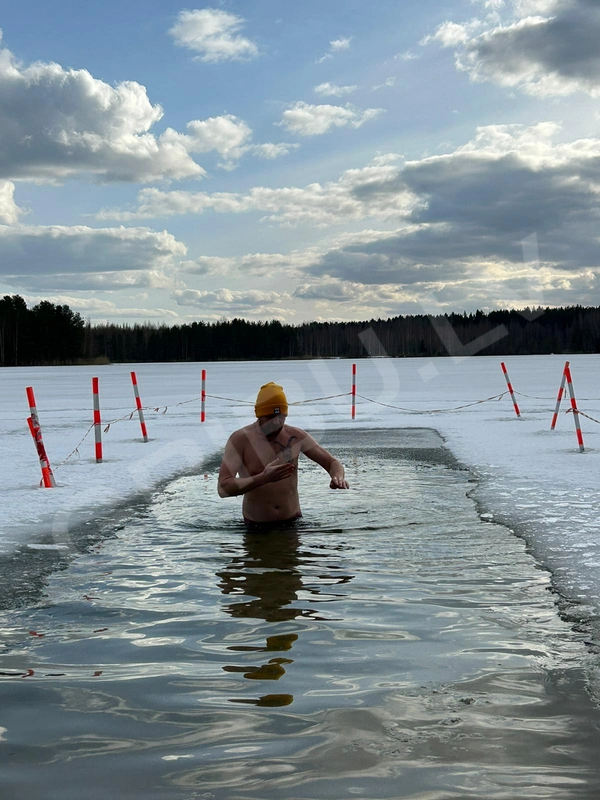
46,385,524,472
567,408,600,425
354,391,508,414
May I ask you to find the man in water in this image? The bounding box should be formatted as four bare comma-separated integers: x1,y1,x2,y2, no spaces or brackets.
218,382,349,529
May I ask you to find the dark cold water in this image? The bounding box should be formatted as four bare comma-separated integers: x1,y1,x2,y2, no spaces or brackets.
1,429,600,799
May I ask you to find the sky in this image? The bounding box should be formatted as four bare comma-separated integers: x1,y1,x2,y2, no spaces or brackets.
1,0,600,326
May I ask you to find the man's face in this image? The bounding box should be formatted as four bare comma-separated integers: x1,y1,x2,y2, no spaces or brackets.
258,412,287,438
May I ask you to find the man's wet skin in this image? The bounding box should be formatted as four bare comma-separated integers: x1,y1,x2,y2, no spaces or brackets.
218,383,348,525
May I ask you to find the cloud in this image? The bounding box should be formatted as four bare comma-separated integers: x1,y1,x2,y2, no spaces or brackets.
331,36,353,52
96,154,416,225
316,36,353,63
180,248,326,277
372,77,397,90
172,287,291,319
395,51,419,61
278,102,385,136
432,0,600,96
0,225,186,291
162,114,295,169
294,254,600,316
169,8,259,62
293,280,365,302
7,271,174,293
97,119,600,315
314,82,358,97
307,126,600,275
258,122,600,310
20,294,179,320
0,181,24,224
0,29,288,183
0,31,204,183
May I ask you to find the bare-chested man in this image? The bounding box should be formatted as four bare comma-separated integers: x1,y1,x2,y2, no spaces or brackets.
218,382,349,529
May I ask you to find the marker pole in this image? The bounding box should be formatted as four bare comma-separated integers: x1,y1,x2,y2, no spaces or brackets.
201,369,206,423
92,377,103,462
550,361,569,430
564,364,584,452
130,371,149,442
27,417,53,488
351,363,356,420
500,362,521,418
26,386,56,487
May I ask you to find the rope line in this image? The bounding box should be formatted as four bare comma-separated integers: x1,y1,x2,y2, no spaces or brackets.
567,408,600,425
50,384,579,470
514,391,554,400
355,391,508,414
54,398,202,469
515,390,598,402
291,392,350,406
53,423,95,470
206,393,255,406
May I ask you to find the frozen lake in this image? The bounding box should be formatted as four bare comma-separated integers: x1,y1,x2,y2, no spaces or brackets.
2,427,600,799
2,355,600,623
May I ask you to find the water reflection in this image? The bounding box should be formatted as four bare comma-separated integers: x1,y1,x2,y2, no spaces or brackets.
217,530,353,706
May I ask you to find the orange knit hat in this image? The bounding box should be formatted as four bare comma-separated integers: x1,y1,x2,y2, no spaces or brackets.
255,382,288,417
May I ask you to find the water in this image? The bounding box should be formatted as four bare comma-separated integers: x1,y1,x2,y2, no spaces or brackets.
1,429,600,799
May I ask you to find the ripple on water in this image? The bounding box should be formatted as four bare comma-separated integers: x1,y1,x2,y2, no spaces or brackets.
1,428,600,800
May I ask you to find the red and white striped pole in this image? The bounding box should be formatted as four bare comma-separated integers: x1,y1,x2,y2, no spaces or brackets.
550,361,569,430
26,386,56,487
201,369,206,423
500,362,521,418
351,363,357,420
27,417,53,488
92,377,103,462
564,363,584,452
130,371,149,442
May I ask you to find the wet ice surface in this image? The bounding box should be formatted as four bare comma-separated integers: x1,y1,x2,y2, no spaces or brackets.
473,476,600,632
1,429,600,800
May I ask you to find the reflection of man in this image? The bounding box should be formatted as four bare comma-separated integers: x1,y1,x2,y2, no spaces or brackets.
218,382,349,528
218,531,305,622
218,530,353,707
218,531,304,706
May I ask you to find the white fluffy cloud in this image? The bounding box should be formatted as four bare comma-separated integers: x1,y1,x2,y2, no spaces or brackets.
96,155,416,225
0,181,24,224
172,288,291,320
180,248,327,277
0,225,186,292
128,120,600,314
278,102,385,136
0,31,205,183
99,122,600,281
432,0,600,96
0,31,290,183
169,9,259,63
314,82,358,97
317,36,353,63
164,114,295,169
294,121,600,312
373,77,397,90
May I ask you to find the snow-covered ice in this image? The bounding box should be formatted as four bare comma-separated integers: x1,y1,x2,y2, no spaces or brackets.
2,355,600,618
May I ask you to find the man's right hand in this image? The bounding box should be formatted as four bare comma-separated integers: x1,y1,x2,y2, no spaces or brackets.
262,458,295,484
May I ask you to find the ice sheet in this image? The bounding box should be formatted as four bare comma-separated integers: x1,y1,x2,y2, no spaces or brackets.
2,355,599,613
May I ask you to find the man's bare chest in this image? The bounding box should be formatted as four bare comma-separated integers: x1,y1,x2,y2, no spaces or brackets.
243,430,300,472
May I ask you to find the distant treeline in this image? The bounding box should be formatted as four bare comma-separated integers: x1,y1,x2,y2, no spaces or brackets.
1,294,600,366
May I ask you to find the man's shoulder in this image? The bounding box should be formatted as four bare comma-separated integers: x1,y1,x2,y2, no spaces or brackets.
227,424,254,443
285,424,313,441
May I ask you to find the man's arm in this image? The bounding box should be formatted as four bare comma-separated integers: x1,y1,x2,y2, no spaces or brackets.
217,433,295,498
302,434,349,489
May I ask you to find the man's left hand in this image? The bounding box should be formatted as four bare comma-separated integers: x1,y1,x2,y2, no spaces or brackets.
330,476,349,489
